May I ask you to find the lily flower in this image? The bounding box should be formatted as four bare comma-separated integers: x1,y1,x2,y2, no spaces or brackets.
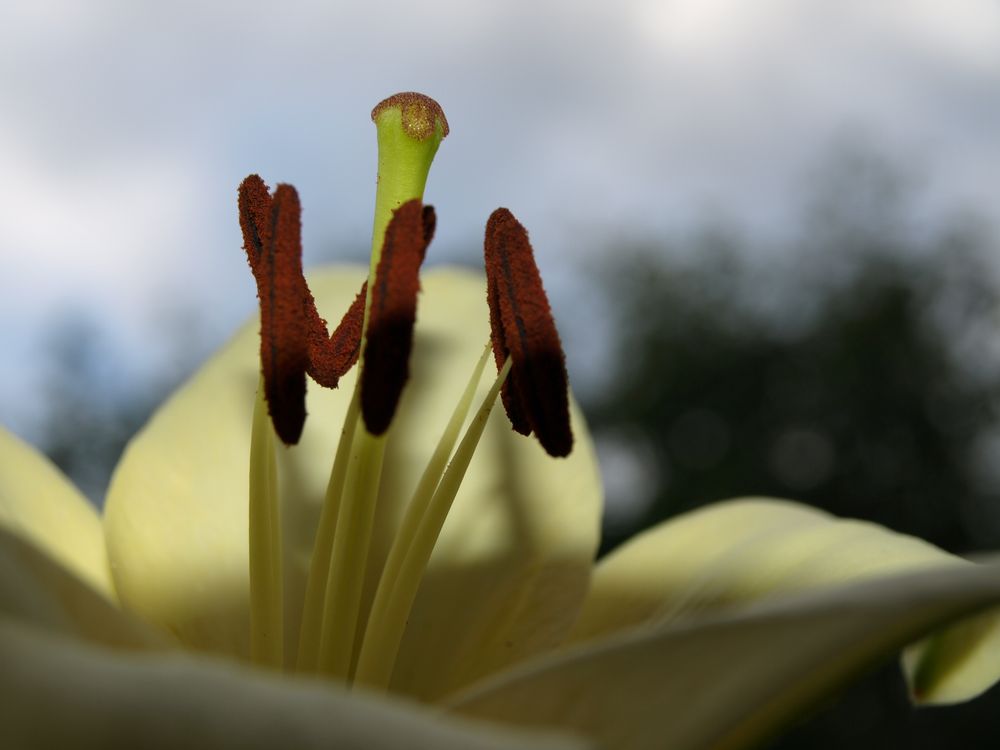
3,92,1000,750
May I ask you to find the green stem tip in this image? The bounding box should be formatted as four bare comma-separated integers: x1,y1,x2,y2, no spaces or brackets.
367,92,448,272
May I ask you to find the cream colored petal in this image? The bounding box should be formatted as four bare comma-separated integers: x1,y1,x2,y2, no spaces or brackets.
449,563,1000,750
0,527,166,649
0,616,590,750
104,268,367,660
0,427,111,596
570,498,954,642
569,498,1000,703
902,601,1000,704
384,271,601,702
105,266,601,682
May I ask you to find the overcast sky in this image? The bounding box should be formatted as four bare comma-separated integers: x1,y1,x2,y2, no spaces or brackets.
2,0,998,444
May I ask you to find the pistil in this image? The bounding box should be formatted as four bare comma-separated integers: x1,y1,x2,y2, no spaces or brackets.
311,93,448,681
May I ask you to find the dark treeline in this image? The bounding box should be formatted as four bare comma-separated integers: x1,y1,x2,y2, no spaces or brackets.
585,150,1000,748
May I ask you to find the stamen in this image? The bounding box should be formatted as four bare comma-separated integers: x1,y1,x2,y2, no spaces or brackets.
238,174,272,264
295,386,361,673
485,265,532,436
307,282,366,388
318,427,386,680
484,208,573,457
238,180,310,443
361,200,434,434
354,345,508,691
249,377,283,669
265,185,311,443
238,175,365,443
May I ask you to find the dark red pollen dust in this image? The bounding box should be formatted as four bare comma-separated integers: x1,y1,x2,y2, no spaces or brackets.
238,174,366,444
361,200,435,435
484,208,573,458
238,174,570,455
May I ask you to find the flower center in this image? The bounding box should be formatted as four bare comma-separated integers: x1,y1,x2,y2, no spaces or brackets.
236,93,571,692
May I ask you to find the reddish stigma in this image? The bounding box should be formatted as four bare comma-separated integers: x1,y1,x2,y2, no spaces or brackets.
361,200,436,435
484,208,573,458
238,174,365,444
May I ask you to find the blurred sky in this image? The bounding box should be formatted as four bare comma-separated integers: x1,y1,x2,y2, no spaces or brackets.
2,0,998,444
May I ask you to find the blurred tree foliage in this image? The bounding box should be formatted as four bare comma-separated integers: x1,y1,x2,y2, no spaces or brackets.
593,235,1000,555
586,149,1000,748
40,317,189,504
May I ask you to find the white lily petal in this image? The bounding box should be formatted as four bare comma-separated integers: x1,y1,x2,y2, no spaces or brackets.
0,616,589,750
570,498,956,644
449,563,1000,750
569,498,1000,701
0,528,166,649
902,605,1000,704
104,269,364,659
0,427,111,596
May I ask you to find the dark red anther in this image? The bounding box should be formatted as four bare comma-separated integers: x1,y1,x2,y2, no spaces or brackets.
307,283,366,388
238,174,272,274
238,174,365,444
484,208,573,457
239,180,309,444
361,200,435,435
421,204,436,250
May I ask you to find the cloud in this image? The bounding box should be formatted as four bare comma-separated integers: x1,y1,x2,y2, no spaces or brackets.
1,0,997,439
